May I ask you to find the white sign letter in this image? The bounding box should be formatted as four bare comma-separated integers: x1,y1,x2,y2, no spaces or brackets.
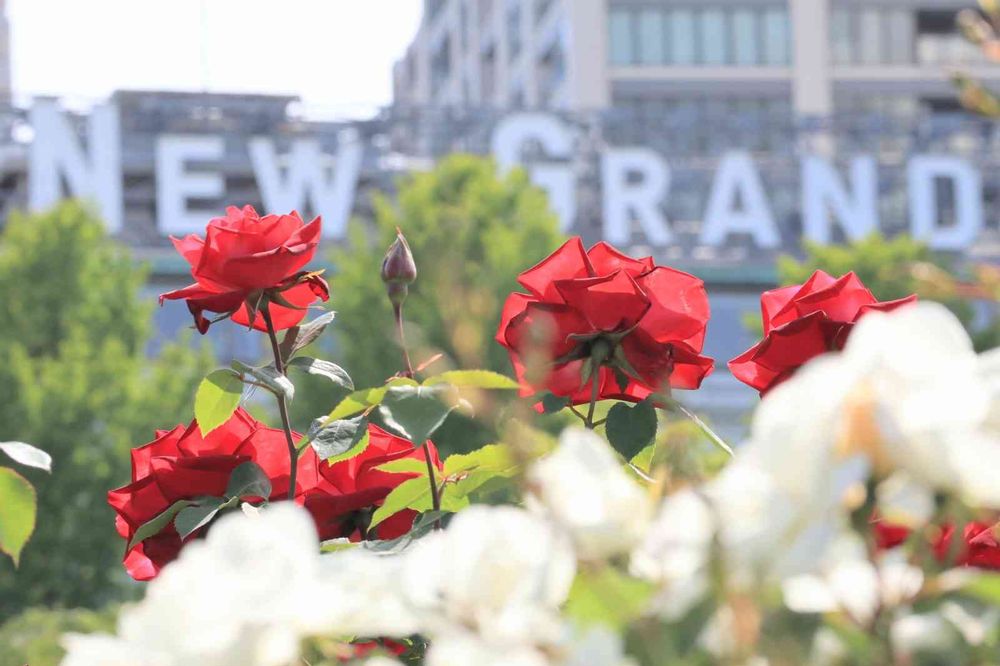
601,148,672,246
29,101,123,232
802,155,879,244
700,152,780,248
907,155,983,250
156,135,225,235
249,129,363,239
491,113,576,231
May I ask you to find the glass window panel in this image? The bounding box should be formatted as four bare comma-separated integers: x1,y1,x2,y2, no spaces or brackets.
859,9,883,64
670,10,696,65
609,9,634,65
733,9,759,65
831,9,853,65
763,8,790,65
638,8,666,65
886,9,913,64
699,9,728,65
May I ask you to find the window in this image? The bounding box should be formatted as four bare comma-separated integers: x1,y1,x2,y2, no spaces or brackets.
609,8,634,65
699,9,729,65
859,9,884,64
733,9,759,65
762,8,790,65
670,10,696,65
609,5,788,68
831,9,853,64
638,8,666,65
886,10,913,64
506,1,522,60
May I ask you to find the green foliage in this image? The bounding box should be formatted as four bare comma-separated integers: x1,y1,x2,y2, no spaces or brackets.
0,467,36,566
0,605,118,666
293,155,564,454
0,202,214,617
194,369,244,435
606,400,658,461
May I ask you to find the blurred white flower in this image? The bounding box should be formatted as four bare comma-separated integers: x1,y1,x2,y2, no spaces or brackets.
424,626,635,666
843,303,1000,507
401,505,575,645
528,427,653,561
890,612,956,659
875,471,935,530
62,504,331,666
782,537,923,626
314,547,422,638
359,658,405,666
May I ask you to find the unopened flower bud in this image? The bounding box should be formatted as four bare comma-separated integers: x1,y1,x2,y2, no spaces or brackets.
381,229,417,286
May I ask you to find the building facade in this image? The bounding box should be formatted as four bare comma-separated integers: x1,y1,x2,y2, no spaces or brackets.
394,0,1000,118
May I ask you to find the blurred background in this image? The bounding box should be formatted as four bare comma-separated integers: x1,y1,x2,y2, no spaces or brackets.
1,0,999,662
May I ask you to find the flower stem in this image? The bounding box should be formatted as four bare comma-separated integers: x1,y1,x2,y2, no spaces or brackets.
423,442,442,525
584,368,600,429
392,300,440,528
394,302,414,378
261,306,299,502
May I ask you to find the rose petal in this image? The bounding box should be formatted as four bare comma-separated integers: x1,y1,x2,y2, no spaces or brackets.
555,270,651,332
517,237,594,300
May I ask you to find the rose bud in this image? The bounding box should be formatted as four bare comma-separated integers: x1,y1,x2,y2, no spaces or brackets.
381,229,417,306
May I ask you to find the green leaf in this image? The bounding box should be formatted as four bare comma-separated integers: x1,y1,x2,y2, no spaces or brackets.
363,511,450,554
447,469,514,500
195,369,244,436
233,361,294,401
225,461,272,500
423,370,519,390
443,444,517,477
310,415,369,461
376,458,429,475
0,467,37,566
378,384,459,446
606,399,658,460
0,442,52,473
287,357,354,391
665,399,734,457
565,566,654,631
279,311,337,360
174,497,231,540
127,498,198,550
324,377,420,421
960,572,1000,605
369,477,432,529
541,393,570,414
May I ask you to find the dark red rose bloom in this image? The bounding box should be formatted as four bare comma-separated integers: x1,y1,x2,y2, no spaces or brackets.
495,238,713,405
874,519,1000,570
302,425,443,542
159,205,328,334
729,270,916,394
107,409,319,581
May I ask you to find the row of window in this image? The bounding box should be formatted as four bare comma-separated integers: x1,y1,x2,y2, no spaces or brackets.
609,6,791,67
830,8,986,66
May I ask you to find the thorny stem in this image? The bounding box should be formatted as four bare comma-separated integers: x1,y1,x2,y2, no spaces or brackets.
261,306,299,502
393,299,441,528
584,366,601,429
423,442,442,517
394,302,415,378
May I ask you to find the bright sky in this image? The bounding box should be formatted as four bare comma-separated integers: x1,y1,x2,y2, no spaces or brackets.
7,0,424,118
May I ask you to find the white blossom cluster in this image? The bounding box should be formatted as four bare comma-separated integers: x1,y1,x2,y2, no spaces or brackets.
62,303,999,665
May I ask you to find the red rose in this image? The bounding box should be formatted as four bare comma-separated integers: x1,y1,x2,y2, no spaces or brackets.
874,519,1000,570
159,205,329,334
107,409,319,580
495,237,713,405
729,270,916,394
302,425,443,541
